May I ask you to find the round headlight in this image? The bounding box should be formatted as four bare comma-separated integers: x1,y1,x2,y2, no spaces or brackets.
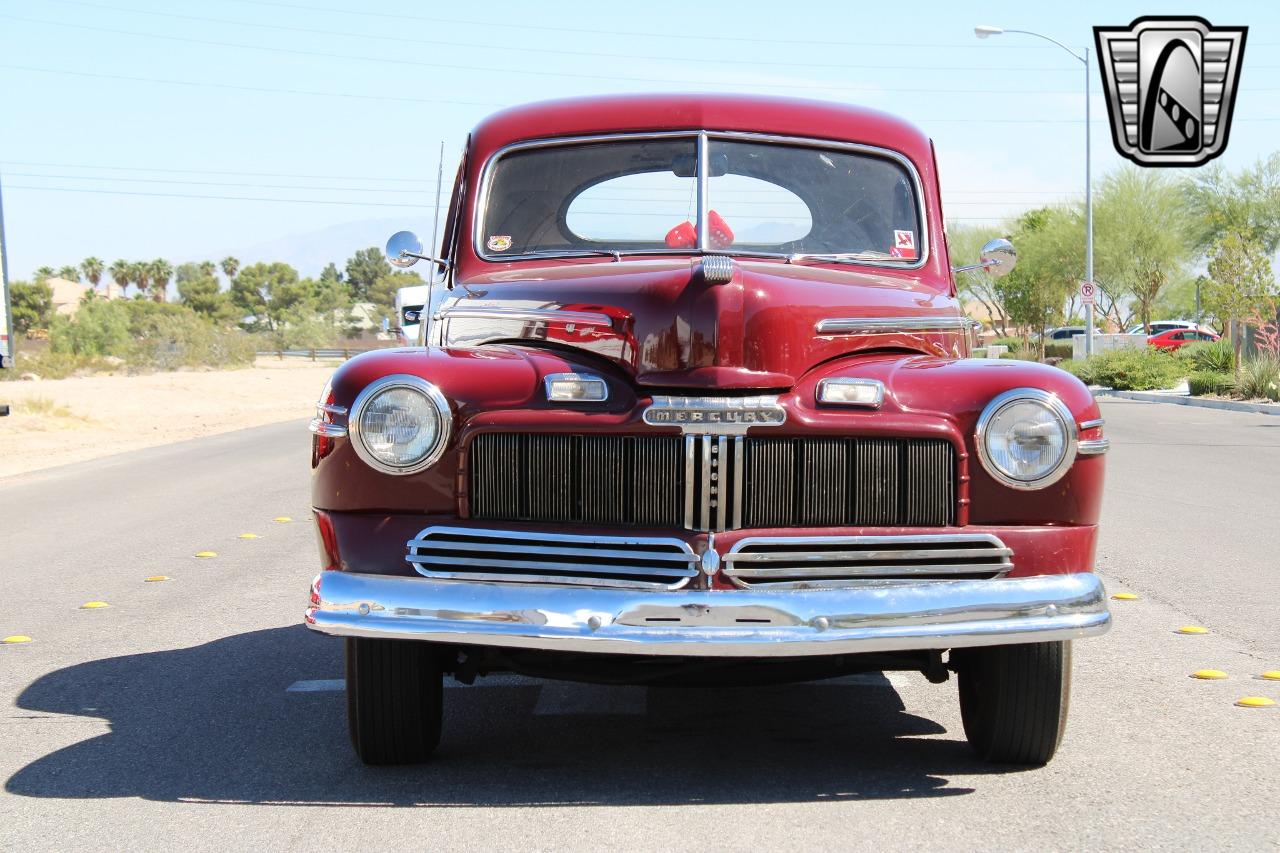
975,389,1077,489
349,375,451,475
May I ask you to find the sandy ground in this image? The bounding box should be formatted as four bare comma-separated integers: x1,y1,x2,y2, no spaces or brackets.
0,358,338,480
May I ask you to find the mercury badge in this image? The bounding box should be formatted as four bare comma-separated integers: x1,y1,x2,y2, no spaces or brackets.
642,396,786,434
1094,17,1247,167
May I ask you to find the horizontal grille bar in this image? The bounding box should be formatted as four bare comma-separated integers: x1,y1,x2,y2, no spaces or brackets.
724,534,1011,589
407,526,698,590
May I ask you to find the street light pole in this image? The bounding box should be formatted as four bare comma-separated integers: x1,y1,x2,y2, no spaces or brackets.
976,25,1094,356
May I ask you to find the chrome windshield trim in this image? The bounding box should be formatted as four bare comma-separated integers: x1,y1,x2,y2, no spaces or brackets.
472,130,928,271
816,316,971,335
305,571,1111,657
1078,438,1111,455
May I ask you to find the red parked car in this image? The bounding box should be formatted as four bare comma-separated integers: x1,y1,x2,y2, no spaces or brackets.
1149,328,1220,351
304,94,1111,767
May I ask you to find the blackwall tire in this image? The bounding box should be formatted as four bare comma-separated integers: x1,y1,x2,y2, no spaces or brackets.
345,637,443,766
957,640,1071,766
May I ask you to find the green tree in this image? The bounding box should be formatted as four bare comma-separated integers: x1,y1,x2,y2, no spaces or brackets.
345,247,391,301
34,266,55,283
220,256,240,283
319,262,343,285
57,265,80,282
1204,232,1278,363
1093,168,1193,333
9,280,54,333
994,207,1082,355
367,270,424,318
176,262,237,325
1183,153,1280,254
231,262,312,336
148,258,173,303
81,257,105,290
109,259,131,297
129,261,150,301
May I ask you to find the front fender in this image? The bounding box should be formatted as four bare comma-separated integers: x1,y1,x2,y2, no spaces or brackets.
794,354,1104,526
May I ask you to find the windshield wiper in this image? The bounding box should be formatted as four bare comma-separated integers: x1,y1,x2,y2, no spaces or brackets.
788,251,896,264
511,249,622,261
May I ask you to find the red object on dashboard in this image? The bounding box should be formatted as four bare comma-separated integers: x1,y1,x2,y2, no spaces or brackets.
664,210,734,248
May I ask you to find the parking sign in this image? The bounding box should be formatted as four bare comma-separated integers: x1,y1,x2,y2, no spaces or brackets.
1079,281,1096,305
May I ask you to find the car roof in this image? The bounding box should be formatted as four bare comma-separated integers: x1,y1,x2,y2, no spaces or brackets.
469,94,935,166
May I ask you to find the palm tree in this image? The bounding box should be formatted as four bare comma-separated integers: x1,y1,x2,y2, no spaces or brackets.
34,266,55,283
109,259,131,297
198,260,217,278
149,259,173,303
130,261,150,300
58,265,80,281
220,256,240,283
81,257,105,291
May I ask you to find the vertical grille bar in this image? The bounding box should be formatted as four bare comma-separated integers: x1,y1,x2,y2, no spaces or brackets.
683,435,696,530
732,436,744,530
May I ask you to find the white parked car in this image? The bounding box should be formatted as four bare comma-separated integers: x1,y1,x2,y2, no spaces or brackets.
1126,320,1217,337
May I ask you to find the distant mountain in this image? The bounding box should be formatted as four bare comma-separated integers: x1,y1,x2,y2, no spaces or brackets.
203,218,427,279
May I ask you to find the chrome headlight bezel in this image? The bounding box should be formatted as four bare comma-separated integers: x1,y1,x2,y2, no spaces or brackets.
975,388,1078,490
348,374,452,475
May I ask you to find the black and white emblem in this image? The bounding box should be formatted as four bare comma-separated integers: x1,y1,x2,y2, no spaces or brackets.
1094,17,1246,167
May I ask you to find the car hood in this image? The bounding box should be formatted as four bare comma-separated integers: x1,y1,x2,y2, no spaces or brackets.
440,258,965,389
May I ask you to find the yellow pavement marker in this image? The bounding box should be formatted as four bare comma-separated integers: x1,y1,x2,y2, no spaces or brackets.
1235,697,1276,708
1111,592,1139,601
238,533,260,539
2,635,33,645
1259,671,1280,681
144,575,171,583
195,551,218,558
1191,669,1228,680
80,601,110,609
273,516,292,523
1176,625,1209,635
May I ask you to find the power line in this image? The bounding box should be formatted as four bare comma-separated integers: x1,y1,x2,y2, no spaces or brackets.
41,0,1090,73
1,172,435,194
0,63,504,110
0,158,443,183
0,14,1099,95
2,185,434,207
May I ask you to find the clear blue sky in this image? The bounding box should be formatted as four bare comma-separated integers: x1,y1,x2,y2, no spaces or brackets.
1,0,1276,279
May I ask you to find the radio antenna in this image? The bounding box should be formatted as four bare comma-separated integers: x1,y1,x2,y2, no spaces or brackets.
421,140,445,346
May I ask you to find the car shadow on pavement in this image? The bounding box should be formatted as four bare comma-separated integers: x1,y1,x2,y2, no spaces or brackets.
6,625,1021,806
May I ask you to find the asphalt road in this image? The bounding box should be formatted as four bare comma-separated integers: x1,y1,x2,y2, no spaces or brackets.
2,401,1278,851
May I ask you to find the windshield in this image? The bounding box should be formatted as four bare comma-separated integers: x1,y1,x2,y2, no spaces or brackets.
478,133,924,266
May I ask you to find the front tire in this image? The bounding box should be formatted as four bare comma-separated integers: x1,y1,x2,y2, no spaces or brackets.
346,637,443,765
957,641,1071,766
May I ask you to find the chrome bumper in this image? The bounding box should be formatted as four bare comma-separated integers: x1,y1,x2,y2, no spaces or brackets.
304,571,1111,657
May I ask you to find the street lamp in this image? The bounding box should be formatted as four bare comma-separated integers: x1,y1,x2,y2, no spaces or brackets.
975,25,1095,357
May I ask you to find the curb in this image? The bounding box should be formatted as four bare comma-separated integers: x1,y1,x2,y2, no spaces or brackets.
1094,388,1280,416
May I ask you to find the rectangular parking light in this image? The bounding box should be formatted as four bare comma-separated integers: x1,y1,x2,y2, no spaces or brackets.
545,373,609,402
817,378,884,408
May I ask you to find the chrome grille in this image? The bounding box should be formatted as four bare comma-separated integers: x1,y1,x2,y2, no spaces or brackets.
470,433,684,527
470,433,956,531
406,526,699,590
723,534,1012,589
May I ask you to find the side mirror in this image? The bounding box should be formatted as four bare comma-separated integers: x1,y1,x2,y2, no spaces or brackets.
979,238,1016,278
386,231,424,269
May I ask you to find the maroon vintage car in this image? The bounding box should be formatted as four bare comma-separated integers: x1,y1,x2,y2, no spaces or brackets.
305,94,1111,767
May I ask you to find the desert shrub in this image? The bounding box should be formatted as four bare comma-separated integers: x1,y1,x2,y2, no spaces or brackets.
1044,342,1074,360
0,349,116,380
1236,356,1280,401
1060,347,1184,390
44,300,255,372
1177,340,1234,373
1187,371,1235,397
991,337,1024,351
49,299,131,357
